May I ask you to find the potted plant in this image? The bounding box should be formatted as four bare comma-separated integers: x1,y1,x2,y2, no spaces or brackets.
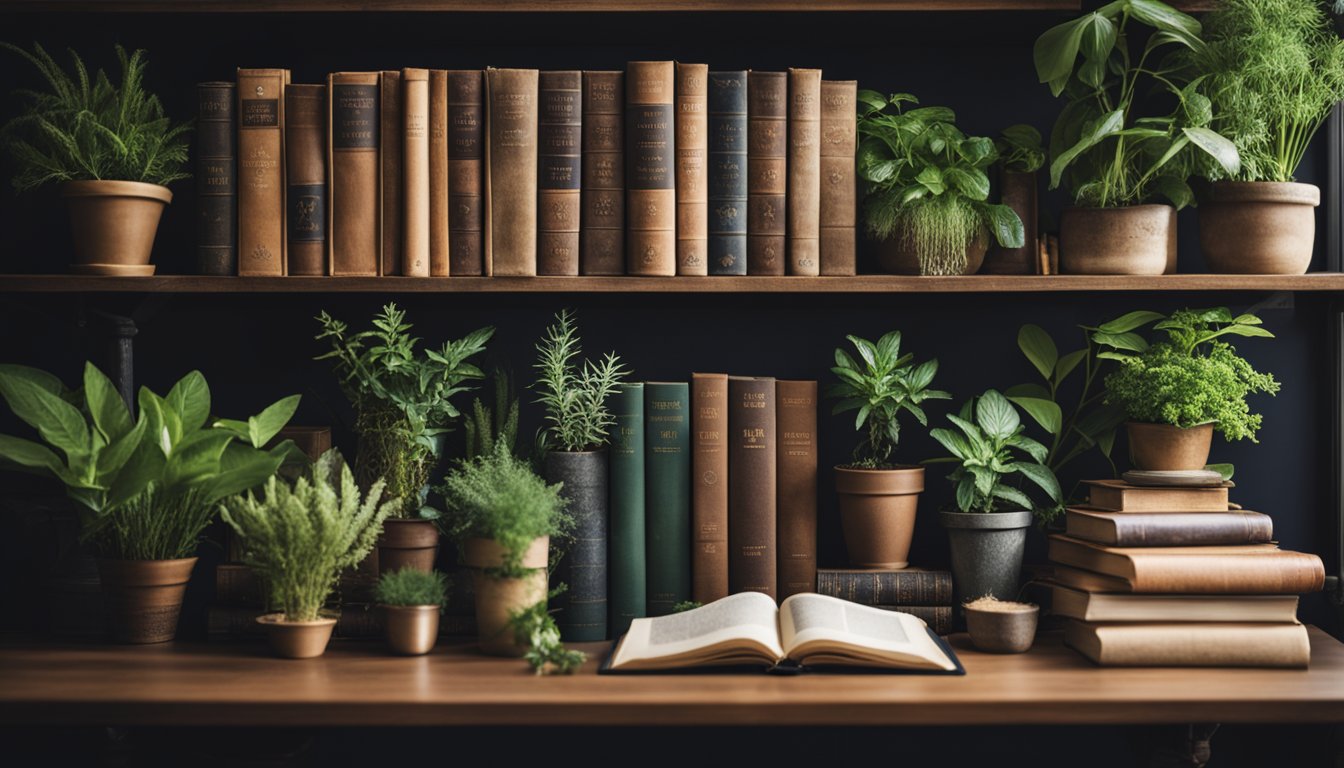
930,389,1061,603
983,125,1045,275
828,331,950,568
0,43,190,276
0,363,298,643
437,444,573,657
375,567,448,656
1096,307,1279,471
1189,0,1344,274
963,596,1039,654
856,92,1025,276
531,309,628,642
221,449,396,659
1034,0,1240,274
316,303,493,576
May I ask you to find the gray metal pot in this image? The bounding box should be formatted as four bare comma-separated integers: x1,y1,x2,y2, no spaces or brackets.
543,449,609,642
939,509,1032,603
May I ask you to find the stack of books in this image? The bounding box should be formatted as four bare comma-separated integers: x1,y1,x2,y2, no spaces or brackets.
815,567,953,635
1053,478,1326,668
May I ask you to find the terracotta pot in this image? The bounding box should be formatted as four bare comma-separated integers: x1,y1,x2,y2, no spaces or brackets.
874,228,987,276
1126,421,1214,472
834,466,923,569
62,180,171,273
982,170,1037,275
383,605,440,656
964,601,1039,654
463,536,549,657
377,518,440,576
1059,205,1171,275
1199,182,1320,274
256,613,336,659
96,557,196,644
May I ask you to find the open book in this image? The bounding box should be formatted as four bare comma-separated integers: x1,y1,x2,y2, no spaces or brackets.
602,592,962,674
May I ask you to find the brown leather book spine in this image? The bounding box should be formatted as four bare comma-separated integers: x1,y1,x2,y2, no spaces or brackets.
691,373,729,604
776,380,817,600
328,72,380,276
485,68,539,276
787,69,821,276
284,84,326,276
537,70,582,276
380,71,402,276
1070,510,1275,547
626,61,676,276
815,568,954,605
196,82,236,276
747,71,786,276
1087,482,1230,512
447,70,485,276
402,69,431,277
429,70,450,276
728,376,777,600
675,62,708,275
581,71,625,275
237,68,288,276
819,80,857,276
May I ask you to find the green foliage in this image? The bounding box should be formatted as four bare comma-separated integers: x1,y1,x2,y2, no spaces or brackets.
509,585,587,675
828,331,951,469
375,567,449,608
672,600,703,613
221,449,396,622
929,390,1062,516
997,124,1047,174
0,43,190,191
532,309,629,453
0,362,298,560
464,368,521,460
1033,0,1240,208
1191,0,1344,182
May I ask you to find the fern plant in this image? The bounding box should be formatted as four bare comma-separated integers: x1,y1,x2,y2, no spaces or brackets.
532,309,629,453
375,567,449,608
0,43,190,191
464,368,520,460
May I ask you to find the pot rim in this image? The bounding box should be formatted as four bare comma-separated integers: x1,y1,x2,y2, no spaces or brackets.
938,509,1033,530
963,602,1040,615
381,604,442,612
833,464,924,474
1126,420,1215,431
1205,180,1320,206
61,179,174,204
1061,203,1174,213
256,612,338,628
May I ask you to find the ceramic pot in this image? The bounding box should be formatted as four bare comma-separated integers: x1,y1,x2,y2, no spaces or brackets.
1126,421,1214,472
875,228,987,276
383,605,440,656
62,180,171,275
834,466,923,569
982,170,1037,275
964,601,1039,653
463,536,549,656
377,518,440,576
939,510,1032,603
96,557,197,644
1059,205,1172,275
542,449,608,642
1199,182,1320,275
256,613,336,659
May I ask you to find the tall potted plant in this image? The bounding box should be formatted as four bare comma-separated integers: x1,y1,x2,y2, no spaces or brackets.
0,363,298,643
856,92,1025,276
0,43,189,276
316,303,492,576
983,125,1045,275
828,332,950,568
1034,0,1240,274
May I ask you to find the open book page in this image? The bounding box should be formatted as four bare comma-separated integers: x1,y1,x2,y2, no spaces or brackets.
779,593,957,671
608,592,785,671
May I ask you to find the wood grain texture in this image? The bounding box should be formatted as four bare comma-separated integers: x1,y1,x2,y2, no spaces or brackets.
0,1,1087,12
1,629,1344,726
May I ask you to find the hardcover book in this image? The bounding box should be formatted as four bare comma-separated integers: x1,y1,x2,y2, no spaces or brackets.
1047,536,1326,594
786,68,822,276
237,68,289,276
747,71,787,276
328,71,380,276
609,383,647,636
728,376,777,600
196,82,237,276
815,567,954,606
448,70,485,276
691,372,729,604
429,70,450,276
819,80,858,276
1051,585,1300,623
380,70,402,276
675,62,709,275
485,67,540,276
645,381,691,615
1065,621,1310,668
284,84,326,276
1084,479,1231,512
776,380,817,600
626,61,676,276
401,68,431,277
538,70,583,276
707,71,748,276
580,71,625,275
1065,508,1273,547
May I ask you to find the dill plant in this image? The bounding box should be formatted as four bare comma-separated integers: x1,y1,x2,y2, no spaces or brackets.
532,309,629,453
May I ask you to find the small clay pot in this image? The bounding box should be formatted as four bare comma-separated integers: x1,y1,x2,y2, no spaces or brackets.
1059,205,1172,275
257,613,337,659
62,180,171,274
964,601,1039,654
383,605,440,656
1126,421,1214,472
834,466,923,569
1199,181,1320,275
874,228,987,276
96,557,197,644
377,518,440,576
982,170,1038,275
463,536,549,657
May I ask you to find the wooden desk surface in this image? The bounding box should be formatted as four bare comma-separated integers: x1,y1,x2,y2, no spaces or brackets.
3,628,1343,727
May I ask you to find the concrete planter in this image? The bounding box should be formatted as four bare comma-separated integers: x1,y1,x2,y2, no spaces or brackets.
543,449,609,642
1059,204,1171,275
939,510,1032,603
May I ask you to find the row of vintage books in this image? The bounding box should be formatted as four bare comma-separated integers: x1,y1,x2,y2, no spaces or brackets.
198,64,858,279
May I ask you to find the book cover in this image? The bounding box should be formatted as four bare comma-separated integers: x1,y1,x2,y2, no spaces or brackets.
429,70,450,276
196,82,237,276
1051,585,1300,623
1085,479,1231,513
728,376,777,600
1066,508,1274,547
776,380,817,600
237,68,288,276
819,80,857,276
380,70,402,276
402,68,431,277
675,62,709,275
626,61,676,276
691,372,729,604
538,70,583,276
707,71,748,276
816,567,954,606
1048,535,1326,594
581,71,625,275
609,383,647,636
1065,621,1310,668
747,71,786,276
485,68,539,276
447,70,485,276
786,68,821,276
328,72,380,276
284,84,326,276
645,381,690,615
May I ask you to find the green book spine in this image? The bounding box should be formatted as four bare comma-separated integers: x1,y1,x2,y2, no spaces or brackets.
645,381,691,616
608,383,646,635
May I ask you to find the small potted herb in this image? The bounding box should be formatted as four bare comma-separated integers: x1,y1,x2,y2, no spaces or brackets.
376,567,449,656
827,332,950,568
984,124,1045,275
221,449,396,659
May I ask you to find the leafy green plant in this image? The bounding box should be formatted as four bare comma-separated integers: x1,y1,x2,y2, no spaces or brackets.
532,309,629,453
1033,0,1240,208
672,600,703,613
856,92,1025,275
929,389,1062,516
508,586,586,675
375,567,449,608
464,367,520,460
0,43,190,191
996,124,1047,174
828,331,951,469
221,449,396,622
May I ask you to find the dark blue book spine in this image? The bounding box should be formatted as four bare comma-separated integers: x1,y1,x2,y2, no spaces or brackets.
707,71,748,276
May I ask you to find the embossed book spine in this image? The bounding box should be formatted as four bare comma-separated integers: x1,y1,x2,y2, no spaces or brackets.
609,383,646,636
675,62,708,275
327,72,380,276
447,70,485,276
645,382,690,616
787,68,821,276
401,68,430,277
236,68,288,276
691,373,729,604
546,449,608,642
747,71,787,275
776,380,817,600
380,70,402,276
579,72,624,275
819,80,857,276
707,71,747,276
196,82,236,275
815,568,954,605
728,376,777,600
625,61,676,276
484,68,539,276
429,70,450,276
537,70,582,276
284,84,326,276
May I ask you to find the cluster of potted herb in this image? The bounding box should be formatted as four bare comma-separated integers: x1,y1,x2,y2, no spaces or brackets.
375,567,449,656
984,124,1046,275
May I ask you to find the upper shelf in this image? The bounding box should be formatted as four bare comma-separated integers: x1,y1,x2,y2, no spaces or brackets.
0,0,1218,12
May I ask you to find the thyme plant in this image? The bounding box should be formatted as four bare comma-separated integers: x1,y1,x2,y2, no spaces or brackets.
532,309,629,453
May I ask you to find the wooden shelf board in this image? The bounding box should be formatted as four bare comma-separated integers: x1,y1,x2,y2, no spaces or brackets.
0,1,1085,13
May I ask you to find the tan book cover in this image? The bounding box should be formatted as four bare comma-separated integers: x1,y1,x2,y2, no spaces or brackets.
747,71,787,275
380,70,402,276
447,70,484,276
786,68,821,276
284,83,325,276
1065,621,1310,668
1065,508,1273,547
626,61,676,276
327,71,379,276
728,376,777,600
1048,535,1325,594
581,71,625,275
1051,585,1300,623
484,68,539,276
675,62,709,275
429,70,450,276
537,70,582,276
237,68,289,276
776,380,817,600
402,68,431,277
1085,479,1231,513
691,372,729,604
819,80,857,276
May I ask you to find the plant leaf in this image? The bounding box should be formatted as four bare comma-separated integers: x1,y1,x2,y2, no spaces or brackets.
1018,324,1059,380
974,390,1020,441
1008,396,1063,436
1012,461,1062,503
